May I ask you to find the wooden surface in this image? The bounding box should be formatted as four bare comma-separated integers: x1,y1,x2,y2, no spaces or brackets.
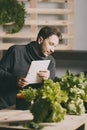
0,110,87,130
42,114,87,130
0,110,33,123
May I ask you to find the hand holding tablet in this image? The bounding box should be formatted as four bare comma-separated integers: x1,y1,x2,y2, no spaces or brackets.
25,60,50,84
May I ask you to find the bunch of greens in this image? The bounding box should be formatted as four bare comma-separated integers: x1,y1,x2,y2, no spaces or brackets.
20,87,38,104
55,70,87,115
20,79,68,123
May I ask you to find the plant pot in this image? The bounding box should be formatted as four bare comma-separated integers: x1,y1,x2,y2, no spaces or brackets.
16,93,31,110
16,97,30,110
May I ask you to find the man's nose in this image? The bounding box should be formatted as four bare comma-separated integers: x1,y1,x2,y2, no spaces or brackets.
50,47,54,53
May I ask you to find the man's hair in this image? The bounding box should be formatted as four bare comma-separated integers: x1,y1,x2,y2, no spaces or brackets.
37,26,62,42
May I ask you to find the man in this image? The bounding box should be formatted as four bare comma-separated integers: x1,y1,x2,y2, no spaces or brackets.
0,26,62,109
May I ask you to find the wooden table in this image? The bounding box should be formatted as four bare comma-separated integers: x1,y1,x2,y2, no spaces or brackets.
0,109,33,123
42,114,87,130
0,109,33,130
0,110,87,130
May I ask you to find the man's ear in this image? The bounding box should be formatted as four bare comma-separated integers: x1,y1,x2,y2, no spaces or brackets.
38,36,43,44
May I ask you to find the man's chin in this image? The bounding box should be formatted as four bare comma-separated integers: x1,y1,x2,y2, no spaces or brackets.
43,51,50,57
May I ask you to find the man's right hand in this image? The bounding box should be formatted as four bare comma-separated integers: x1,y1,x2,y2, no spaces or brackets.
17,77,29,88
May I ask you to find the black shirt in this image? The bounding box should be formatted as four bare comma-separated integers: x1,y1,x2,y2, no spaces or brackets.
0,41,56,109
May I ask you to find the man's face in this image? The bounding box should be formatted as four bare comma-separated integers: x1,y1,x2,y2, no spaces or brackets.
39,35,59,57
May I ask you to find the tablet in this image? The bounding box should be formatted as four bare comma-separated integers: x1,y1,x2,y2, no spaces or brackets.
25,60,50,84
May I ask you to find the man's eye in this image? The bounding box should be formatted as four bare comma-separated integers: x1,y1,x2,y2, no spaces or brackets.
49,42,54,46
49,42,57,47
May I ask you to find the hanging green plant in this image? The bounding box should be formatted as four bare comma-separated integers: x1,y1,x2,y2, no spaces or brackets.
0,0,25,33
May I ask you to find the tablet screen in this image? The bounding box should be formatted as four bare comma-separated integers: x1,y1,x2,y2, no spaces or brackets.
25,60,50,84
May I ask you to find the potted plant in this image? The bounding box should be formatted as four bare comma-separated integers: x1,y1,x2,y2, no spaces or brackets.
0,0,25,33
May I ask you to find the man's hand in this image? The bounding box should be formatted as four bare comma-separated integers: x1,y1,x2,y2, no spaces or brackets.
17,77,29,88
37,70,50,80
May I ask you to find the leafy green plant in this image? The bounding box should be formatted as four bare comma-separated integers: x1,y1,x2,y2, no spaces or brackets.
18,70,87,129
0,0,25,33
19,80,68,123
55,70,87,115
